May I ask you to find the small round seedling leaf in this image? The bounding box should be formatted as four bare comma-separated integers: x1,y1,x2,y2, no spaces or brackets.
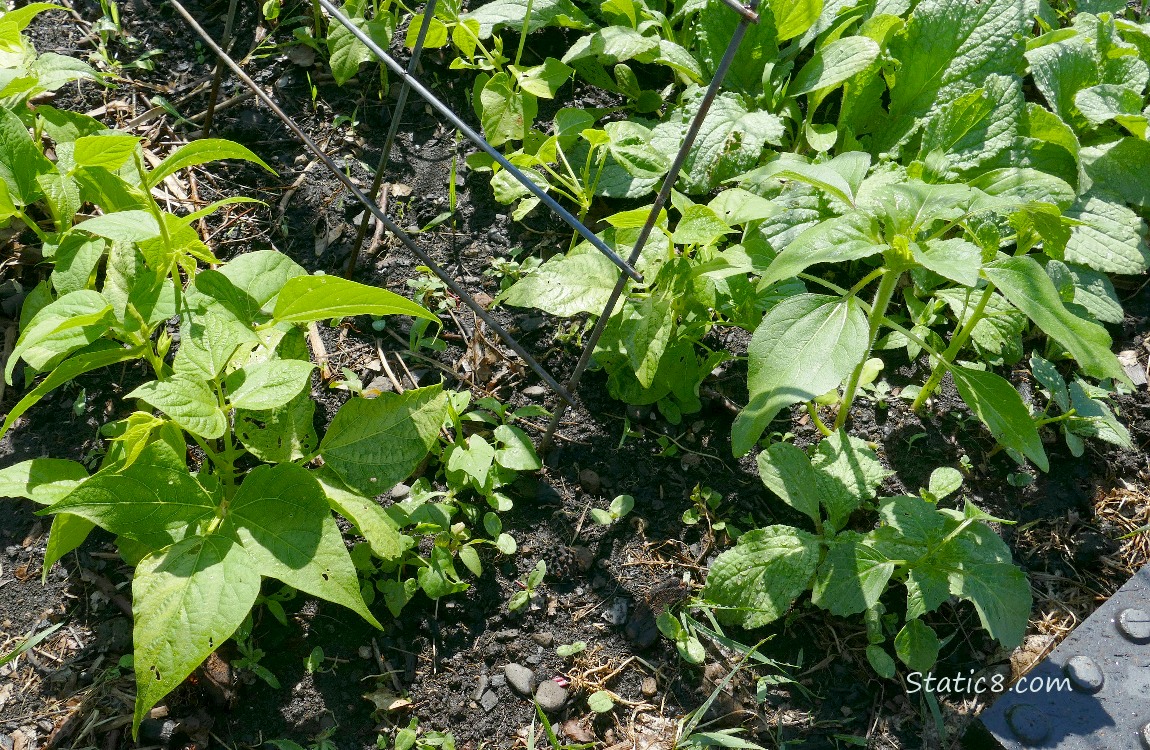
587,690,615,713
483,512,502,537
556,641,587,657
590,508,614,525
496,533,517,555
459,544,483,577
927,467,963,500
609,494,635,518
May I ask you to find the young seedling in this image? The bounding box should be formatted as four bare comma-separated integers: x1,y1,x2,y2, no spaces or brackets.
590,494,634,526
508,559,546,613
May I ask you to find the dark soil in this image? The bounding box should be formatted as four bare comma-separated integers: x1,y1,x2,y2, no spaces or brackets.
2,2,1150,750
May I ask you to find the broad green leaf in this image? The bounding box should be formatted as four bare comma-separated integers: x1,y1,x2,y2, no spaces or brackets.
127,376,227,439
45,440,216,540
446,434,496,490
147,139,273,188
1030,352,1069,411
0,106,51,205
690,0,779,95
1026,35,1097,123
37,171,80,231
1063,194,1149,275
235,391,319,464
702,525,821,628
604,120,670,179
502,246,619,317
493,424,541,471
877,495,949,546
77,210,161,243
73,133,139,170
0,342,142,441
30,52,99,93
222,464,381,627
733,294,869,456
882,0,1026,151
936,287,1026,365
1075,84,1143,126
672,205,734,246
418,545,469,599
315,468,405,561
562,26,659,64
754,151,871,208
131,534,260,734
1081,138,1150,209
810,430,889,518
905,565,951,620
756,442,823,526
912,238,981,286
174,310,258,380
708,188,779,226
866,645,897,678
480,72,535,147
460,0,592,38
319,385,447,495
811,532,895,616
983,255,1126,383
49,235,103,296
1067,380,1132,449
928,467,963,499
790,36,879,96
225,358,315,411
42,513,94,577
918,74,1023,171
966,167,1074,209
0,458,88,505
7,290,113,380
758,212,885,289
949,364,1047,471
770,0,823,40
188,249,307,318
621,295,673,388
272,275,436,324
948,562,1030,648
514,58,573,98
894,619,940,672
1064,263,1123,324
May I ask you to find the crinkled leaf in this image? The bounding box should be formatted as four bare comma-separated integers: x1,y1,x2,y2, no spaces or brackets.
919,74,1023,171
127,375,227,440
811,532,895,616
790,36,879,96
1063,194,1149,275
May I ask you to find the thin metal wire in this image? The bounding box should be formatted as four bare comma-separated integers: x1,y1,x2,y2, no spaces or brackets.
347,0,440,277
316,0,644,283
540,0,762,451
168,0,576,405
202,0,240,137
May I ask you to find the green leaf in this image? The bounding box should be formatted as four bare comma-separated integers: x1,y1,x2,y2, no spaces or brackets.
222,464,380,627
7,290,113,380
0,458,88,505
756,442,822,526
0,342,142,442
315,468,405,561
272,274,436,324
770,0,822,40
609,494,634,517
127,376,227,440
225,358,315,411
1081,138,1150,210
49,235,104,296
173,310,257,380
1067,380,1132,449
43,513,94,580
556,641,586,657
319,385,447,495
76,210,161,243
604,120,671,179
866,645,896,678
734,294,869,456
493,424,541,471
514,58,573,98
131,534,261,735
949,364,1047,471
918,74,1023,172
912,239,982,286
702,525,821,628
502,245,620,317
672,205,734,246
458,544,483,577
1075,84,1143,127
790,36,879,96
983,255,1126,383
948,562,1030,648
419,545,469,599
811,532,895,616
810,430,889,518
562,26,659,65
147,139,273,188
881,0,1026,151
46,439,215,542
1063,194,1149,275
876,495,949,546
0,106,52,205
587,690,615,713
189,249,307,318
446,434,496,490
927,467,962,499
460,0,592,39
758,212,885,289
235,391,319,464
73,133,140,170
894,619,940,672
480,72,535,147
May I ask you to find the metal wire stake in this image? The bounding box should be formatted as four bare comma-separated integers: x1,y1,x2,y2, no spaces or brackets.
169,0,576,406
316,0,643,283
539,0,762,452
347,0,440,278
202,0,241,137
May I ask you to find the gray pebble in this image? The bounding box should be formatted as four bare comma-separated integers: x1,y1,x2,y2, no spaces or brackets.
523,385,548,400
504,662,535,696
480,689,500,712
534,679,568,714
470,675,489,701
490,674,506,687
391,483,411,499
531,631,554,647
579,468,601,494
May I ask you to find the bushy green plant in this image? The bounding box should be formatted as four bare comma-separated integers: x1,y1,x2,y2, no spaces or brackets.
701,431,1032,676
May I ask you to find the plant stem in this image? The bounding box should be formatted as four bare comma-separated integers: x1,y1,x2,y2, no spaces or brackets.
911,283,995,412
513,0,535,68
834,270,900,431
807,402,832,437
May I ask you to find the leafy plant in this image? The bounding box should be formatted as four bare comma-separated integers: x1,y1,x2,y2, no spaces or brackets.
590,493,634,525
509,558,546,612
701,431,1032,676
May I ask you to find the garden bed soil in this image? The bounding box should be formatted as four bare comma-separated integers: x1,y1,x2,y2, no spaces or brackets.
2,2,1150,749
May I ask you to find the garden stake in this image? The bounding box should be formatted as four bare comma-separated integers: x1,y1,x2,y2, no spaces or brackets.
169,0,575,406
315,0,643,283
539,0,761,453
346,0,440,278
200,0,239,137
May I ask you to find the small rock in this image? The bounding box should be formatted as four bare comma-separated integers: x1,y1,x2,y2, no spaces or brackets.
605,598,629,625
641,677,658,697
358,645,372,660
495,628,521,641
1118,350,1147,386
536,481,563,505
523,385,548,400
480,689,500,712
526,653,542,665
535,679,569,714
504,662,535,696
579,468,601,494
470,675,489,701
571,546,594,571
0,734,11,750
391,483,411,499
490,674,507,687
531,631,554,647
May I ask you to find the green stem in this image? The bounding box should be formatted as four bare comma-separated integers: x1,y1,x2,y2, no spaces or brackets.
807,402,832,437
513,0,535,68
834,270,900,431
911,283,995,412
15,210,51,244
